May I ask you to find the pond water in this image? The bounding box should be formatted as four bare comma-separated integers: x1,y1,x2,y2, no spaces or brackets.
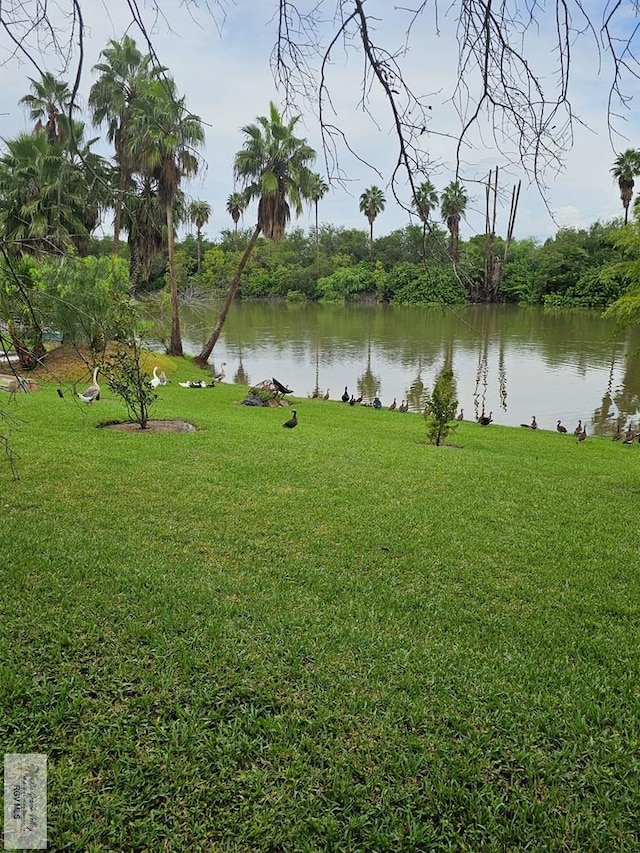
145,300,640,436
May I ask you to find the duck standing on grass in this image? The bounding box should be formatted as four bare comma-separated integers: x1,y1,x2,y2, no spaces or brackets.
341,387,349,403
479,411,493,426
574,420,582,437
283,410,298,429
557,420,567,433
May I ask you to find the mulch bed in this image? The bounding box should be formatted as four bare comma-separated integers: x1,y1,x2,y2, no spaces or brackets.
98,419,196,433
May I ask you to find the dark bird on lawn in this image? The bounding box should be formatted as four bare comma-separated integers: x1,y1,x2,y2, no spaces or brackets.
578,426,587,442
355,394,363,404
479,411,493,425
521,416,537,429
573,419,582,437
373,396,382,410
311,387,320,398
399,400,408,412
341,386,349,403
349,395,356,406
613,423,622,441
623,425,635,445
76,367,100,403
456,408,464,421
214,362,227,382
389,398,397,411
272,377,293,395
323,388,330,400
283,410,298,428
557,420,567,433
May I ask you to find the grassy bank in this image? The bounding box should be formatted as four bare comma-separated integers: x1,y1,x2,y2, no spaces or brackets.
1,362,639,851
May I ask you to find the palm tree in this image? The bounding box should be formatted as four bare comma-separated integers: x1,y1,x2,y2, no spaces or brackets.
19,72,75,144
611,149,640,225
226,191,247,248
0,127,108,258
440,180,468,262
411,179,438,266
196,101,316,365
309,173,329,277
129,77,205,356
89,35,159,255
189,200,211,272
123,177,166,289
359,186,386,259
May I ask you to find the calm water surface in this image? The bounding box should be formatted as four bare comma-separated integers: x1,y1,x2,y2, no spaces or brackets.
147,301,640,435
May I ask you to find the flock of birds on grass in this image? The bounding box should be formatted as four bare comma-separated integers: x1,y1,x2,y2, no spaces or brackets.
70,366,640,444
467,409,640,444
311,386,409,411
71,362,227,401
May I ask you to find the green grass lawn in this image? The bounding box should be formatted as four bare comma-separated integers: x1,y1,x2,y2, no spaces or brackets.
1,364,639,852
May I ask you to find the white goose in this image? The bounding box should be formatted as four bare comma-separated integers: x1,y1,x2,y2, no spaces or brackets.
150,366,162,389
78,367,100,404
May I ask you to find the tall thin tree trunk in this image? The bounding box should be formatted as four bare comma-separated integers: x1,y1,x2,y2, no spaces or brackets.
315,200,320,280
369,220,374,259
422,223,427,268
196,226,202,273
113,165,127,256
166,203,183,357
195,225,261,367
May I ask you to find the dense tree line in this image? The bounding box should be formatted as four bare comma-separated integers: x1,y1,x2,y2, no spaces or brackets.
100,217,638,310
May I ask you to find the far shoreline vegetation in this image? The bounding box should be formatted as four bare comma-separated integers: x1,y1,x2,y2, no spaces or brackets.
92,214,640,310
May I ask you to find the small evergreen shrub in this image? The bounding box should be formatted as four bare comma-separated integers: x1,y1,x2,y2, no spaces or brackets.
423,366,458,446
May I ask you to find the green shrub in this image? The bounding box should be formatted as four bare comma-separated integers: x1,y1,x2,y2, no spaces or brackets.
423,366,458,446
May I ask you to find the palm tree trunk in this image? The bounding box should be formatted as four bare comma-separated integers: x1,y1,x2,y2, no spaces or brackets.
195,224,261,367
369,221,374,260
196,226,202,273
113,165,127,256
449,217,459,263
166,203,183,357
315,200,320,280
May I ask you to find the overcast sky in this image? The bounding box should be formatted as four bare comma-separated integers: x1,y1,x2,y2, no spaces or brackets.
1,0,639,244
